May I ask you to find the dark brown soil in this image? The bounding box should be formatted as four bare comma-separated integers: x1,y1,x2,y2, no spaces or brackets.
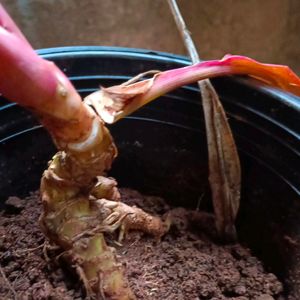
0,188,290,300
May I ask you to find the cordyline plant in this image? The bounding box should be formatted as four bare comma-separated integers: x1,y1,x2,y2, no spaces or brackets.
1,4,300,299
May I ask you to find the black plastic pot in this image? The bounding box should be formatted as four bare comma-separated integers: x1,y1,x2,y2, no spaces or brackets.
0,47,299,297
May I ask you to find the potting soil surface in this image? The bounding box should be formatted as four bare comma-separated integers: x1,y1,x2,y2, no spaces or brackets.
0,188,291,300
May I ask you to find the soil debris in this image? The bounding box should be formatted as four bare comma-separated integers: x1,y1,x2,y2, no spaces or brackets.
0,188,289,299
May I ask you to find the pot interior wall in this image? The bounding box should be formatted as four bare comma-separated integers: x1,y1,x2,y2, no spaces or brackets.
0,47,299,296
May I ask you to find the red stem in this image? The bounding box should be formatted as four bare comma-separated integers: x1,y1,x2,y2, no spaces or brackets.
0,4,93,143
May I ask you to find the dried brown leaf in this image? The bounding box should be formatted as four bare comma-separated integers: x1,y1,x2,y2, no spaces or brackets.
168,0,241,241
201,80,241,241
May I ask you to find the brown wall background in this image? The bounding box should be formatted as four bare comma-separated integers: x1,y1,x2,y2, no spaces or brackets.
2,0,300,73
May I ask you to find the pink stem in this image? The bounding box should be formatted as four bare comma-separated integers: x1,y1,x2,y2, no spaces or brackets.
141,56,300,102
0,5,31,46
106,55,300,123
0,4,93,143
